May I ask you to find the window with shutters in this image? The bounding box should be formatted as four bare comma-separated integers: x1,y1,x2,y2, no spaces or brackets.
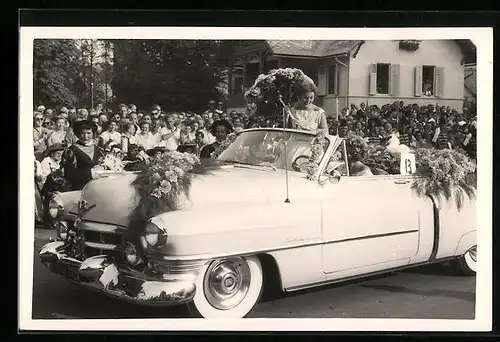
376,63,390,94
422,65,435,96
327,64,339,95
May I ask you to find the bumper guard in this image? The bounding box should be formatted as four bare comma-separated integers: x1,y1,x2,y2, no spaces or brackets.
39,241,197,306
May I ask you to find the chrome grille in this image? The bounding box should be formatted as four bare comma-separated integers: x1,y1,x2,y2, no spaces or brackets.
77,220,126,262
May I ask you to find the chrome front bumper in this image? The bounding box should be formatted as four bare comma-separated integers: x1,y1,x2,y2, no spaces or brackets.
39,241,197,306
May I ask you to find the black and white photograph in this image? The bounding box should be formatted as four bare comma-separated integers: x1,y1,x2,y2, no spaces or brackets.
19,27,492,331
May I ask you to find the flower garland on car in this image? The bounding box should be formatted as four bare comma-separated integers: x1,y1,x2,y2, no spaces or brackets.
128,151,207,229
306,129,328,181
342,133,477,210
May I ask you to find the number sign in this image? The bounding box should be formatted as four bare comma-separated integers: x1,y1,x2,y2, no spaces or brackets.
400,152,416,175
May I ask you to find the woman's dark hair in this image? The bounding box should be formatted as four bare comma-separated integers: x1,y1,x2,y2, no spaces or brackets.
139,120,150,127
122,123,136,134
293,80,317,97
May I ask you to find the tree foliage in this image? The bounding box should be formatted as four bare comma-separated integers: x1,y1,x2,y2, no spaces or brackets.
111,39,226,111
33,39,81,108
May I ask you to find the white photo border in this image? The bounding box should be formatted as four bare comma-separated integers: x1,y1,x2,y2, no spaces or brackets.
19,27,493,332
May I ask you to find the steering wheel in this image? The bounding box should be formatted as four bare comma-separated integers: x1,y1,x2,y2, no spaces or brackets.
291,155,310,172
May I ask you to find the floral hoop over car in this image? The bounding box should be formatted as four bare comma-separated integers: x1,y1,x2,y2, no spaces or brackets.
244,68,316,116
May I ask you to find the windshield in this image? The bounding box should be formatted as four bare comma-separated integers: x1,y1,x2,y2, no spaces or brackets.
217,130,330,172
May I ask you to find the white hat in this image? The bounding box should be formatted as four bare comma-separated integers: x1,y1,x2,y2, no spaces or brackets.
37,105,45,111
458,121,466,126
428,118,436,123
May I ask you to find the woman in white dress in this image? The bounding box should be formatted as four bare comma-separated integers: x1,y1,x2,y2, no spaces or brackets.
286,80,329,136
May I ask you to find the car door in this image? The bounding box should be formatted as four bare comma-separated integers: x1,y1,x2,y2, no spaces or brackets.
319,173,420,275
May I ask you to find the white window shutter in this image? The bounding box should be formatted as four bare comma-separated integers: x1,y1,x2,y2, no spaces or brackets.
389,64,400,96
317,66,327,96
414,65,423,97
369,63,377,95
434,67,445,98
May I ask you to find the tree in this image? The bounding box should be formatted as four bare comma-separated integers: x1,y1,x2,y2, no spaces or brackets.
33,39,81,108
110,39,226,111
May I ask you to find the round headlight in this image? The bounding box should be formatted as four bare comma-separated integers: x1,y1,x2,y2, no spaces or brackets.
56,221,68,241
124,243,141,266
144,221,167,248
48,195,64,218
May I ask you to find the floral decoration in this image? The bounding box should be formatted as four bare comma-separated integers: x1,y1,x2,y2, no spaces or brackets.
399,40,420,52
128,151,205,229
411,148,476,210
306,130,328,181
244,68,315,116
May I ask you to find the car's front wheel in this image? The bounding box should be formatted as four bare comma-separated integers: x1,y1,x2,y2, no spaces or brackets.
452,245,477,276
187,256,263,318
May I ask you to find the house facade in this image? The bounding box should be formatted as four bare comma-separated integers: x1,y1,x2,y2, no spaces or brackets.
464,63,477,103
226,40,476,117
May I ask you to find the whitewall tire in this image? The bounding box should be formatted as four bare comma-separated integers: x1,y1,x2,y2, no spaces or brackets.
453,245,477,276
187,256,264,318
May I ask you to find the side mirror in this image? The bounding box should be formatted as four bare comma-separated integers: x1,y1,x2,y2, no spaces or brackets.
328,171,341,184
319,171,341,186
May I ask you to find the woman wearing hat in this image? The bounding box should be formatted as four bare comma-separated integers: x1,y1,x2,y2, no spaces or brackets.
146,146,168,160
200,119,234,160
59,120,105,190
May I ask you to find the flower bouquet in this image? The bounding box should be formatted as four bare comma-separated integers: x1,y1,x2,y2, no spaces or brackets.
244,68,315,117
411,147,476,210
128,151,206,227
91,153,126,179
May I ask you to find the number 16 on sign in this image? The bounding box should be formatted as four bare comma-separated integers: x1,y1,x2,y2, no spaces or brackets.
400,153,416,175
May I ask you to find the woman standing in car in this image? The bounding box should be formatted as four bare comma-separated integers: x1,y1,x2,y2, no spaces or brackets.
60,120,105,191
285,80,329,135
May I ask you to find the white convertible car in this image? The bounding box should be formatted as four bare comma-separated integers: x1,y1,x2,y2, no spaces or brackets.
39,128,477,318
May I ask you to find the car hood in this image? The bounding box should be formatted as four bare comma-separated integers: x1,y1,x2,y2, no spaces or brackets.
79,165,307,227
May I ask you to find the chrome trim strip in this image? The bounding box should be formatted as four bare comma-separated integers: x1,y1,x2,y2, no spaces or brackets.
83,241,119,251
78,220,126,233
161,229,419,262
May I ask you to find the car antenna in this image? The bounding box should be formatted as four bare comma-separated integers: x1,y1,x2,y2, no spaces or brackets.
278,93,291,203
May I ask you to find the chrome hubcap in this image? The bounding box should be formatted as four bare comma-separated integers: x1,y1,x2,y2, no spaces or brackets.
468,246,477,262
203,258,251,310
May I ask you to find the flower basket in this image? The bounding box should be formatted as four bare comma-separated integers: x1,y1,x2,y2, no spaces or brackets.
399,40,420,52
244,68,315,117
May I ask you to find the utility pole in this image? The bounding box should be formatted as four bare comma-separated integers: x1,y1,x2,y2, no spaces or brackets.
89,39,95,109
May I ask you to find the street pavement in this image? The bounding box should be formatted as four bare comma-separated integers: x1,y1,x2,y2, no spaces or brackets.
31,229,475,319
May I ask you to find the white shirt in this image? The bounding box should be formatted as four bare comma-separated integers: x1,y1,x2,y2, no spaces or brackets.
100,131,122,145
199,128,216,145
135,132,157,150
39,156,60,178
159,127,181,151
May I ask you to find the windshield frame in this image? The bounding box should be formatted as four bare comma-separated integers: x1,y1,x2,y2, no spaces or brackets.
217,128,342,178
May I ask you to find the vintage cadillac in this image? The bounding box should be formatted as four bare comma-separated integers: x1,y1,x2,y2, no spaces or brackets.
39,128,477,318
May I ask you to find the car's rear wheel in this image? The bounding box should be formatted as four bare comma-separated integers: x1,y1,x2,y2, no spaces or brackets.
187,256,263,318
452,245,477,276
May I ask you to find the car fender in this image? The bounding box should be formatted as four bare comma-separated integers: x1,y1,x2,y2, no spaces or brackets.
454,230,477,256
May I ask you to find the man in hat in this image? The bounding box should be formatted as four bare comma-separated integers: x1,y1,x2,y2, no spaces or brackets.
60,120,105,190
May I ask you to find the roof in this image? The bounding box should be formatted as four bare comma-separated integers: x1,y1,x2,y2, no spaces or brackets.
232,39,476,61
265,40,363,57
232,40,362,58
